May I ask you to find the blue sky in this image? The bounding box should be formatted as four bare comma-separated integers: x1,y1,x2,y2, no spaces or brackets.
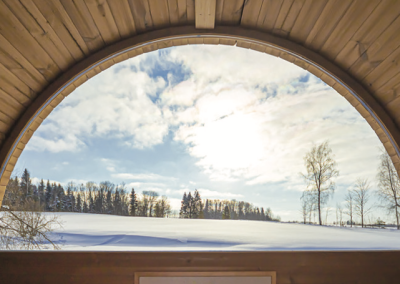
14,45,386,222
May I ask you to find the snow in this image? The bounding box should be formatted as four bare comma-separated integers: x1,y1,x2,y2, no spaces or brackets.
43,212,400,251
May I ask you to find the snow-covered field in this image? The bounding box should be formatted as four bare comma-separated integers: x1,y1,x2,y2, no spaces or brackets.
48,213,400,251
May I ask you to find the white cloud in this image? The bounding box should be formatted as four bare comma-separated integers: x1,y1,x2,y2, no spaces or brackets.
112,173,175,181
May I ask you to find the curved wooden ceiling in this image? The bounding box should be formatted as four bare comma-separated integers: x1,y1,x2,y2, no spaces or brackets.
1,0,400,202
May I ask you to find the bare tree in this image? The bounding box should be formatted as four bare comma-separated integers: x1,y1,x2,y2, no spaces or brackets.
337,203,343,226
352,178,373,228
0,206,62,250
377,152,400,229
301,141,339,225
344,190,354,227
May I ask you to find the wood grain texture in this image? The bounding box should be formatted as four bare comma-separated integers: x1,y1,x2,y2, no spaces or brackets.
195,0,216,29
0,251,400,284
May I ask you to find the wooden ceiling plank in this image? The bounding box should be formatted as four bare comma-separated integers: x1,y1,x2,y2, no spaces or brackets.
349,14,400,81
3,0,74,71
304,0,353,51
107,0,137,38
289,0,328,43
0,62,33,100
220,0,244,25
148,0,171,28
257,0,283,32
272,0,294,36
195,0,216,29
0,83,30,108
0,0,60,81
128,0,154,33
167,0,180,25
176,0,188,24
0,89,24,117
0,33,47,87
187,0,195,24
0,111,14,126
60,0,105,52
22,0,85,63
240,0,264,28
376,72,400,105
32,0,90,58
0,120,10,134
363,47,400,94
334,1,400,71
215,0,224,24
0,37,43,92
279,0,305,38
84,0,121,45
320,0,380,60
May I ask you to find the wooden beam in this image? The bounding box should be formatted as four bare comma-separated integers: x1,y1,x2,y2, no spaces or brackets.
195,0,216,29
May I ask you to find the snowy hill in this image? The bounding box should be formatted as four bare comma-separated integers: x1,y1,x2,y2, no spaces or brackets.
48,213,400,251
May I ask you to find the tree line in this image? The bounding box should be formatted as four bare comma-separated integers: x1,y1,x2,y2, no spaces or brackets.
2,170,171,218
300,141,400,229
179,190,280,221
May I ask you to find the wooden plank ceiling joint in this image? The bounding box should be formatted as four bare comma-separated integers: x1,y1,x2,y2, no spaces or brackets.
195,0,216,29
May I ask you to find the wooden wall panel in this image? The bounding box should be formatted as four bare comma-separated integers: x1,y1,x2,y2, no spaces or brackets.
1,252,400,284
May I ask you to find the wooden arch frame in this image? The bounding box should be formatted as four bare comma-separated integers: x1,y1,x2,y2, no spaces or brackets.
1,26,399,200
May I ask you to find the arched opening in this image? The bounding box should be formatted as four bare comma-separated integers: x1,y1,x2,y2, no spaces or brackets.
1,27,399,206
3,39,400,251
0,27,400,205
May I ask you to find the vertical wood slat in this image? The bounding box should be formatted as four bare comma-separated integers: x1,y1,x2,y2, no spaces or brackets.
0,89,25,117
0,62,34,103
304,0,353,51
3,0,74,71
128,0,154,32
334,0,400,71
0,0,60,81
272,0,294,36
220,0,244,25
84,0,121,45
148,0,171,28
348,15,400,80
0,34,44,93
279,0,305,38
177,0,188,24
32,0,90,58
187,0,195,24
320,0,380,60
107,0,137,38
288,0,328,43
256,0,283,32
240,0,264,27
167,0,180,25
60,0,105,52
195,0,216,29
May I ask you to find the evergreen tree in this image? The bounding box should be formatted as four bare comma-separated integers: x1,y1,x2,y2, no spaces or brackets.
76,193,82,212
38,179,45,207
83,199,88,213
204,199,209,218
261,207,266,221
106,189,113,214
222,205,230,219
56,184,65,212
20,168,32,202
45,180,52,211
180,192,188,218
129,188,138,216
192,189,202,218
